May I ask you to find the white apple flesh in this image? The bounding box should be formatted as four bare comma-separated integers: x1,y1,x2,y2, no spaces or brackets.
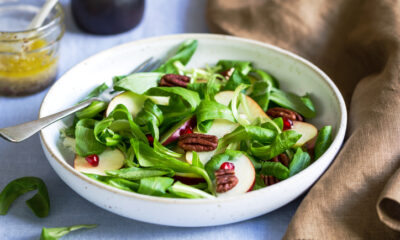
217,154,256,197
106,91,169,117
291,121,318,147
214,91,271,123
74,149,125,175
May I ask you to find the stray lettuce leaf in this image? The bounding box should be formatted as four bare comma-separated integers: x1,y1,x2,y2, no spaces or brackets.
314,126,333,159
289,148,311,176
40,224,97,240
0,177,50,218
301,93,316,113
251,130,302,160
154,40,198,74
80,83,108,102
76,101,107,120
146,87,200,113
250,69,279,88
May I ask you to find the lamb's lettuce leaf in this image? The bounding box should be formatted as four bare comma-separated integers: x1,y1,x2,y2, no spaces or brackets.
40,224,97,240
216,60,252,76
195,100,235,133
75,119,106,156
168,181,215,199
154,40,198,74
250,130,302,160
314,126,333,159
289,148,311,176
270,89,316,118
113,72,163,94
260,161,289,180
0,177,50,218
106,167,174,180
137,177,174,196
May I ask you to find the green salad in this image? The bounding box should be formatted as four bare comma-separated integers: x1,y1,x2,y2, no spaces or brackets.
61,39,333,199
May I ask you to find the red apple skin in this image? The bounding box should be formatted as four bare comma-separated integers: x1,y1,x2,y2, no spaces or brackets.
161,118,196,146
247,179,256,192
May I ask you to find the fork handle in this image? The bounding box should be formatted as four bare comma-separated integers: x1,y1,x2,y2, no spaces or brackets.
0,99,97,143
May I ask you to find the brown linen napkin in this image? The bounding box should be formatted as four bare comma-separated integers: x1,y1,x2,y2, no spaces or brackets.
207,0,400,239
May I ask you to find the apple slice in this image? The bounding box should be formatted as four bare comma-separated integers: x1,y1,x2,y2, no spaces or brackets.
291,121,318,147
185,119,239,165
106,91,169,117
214,91,271,123
205,153,256,197
160,116,196,146
74,149,125,175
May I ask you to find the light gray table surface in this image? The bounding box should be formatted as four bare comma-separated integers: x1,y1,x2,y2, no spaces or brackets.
0,0,303,239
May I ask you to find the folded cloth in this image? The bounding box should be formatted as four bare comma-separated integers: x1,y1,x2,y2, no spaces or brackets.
207,0,400,239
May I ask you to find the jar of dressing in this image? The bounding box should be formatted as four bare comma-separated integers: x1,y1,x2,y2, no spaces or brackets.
0,0,64,96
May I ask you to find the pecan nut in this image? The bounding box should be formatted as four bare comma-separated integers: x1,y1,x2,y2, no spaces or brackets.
260,174,280,186
160,74,190,88
266,107,303,121
270,153,289,167
215,169,239,193
178,133,218,152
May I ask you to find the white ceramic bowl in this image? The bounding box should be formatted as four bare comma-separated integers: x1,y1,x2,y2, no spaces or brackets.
39,34,347,227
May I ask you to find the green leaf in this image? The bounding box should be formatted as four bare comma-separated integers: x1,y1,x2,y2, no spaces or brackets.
191,151,204,169
84,174,139,192
154,40,198,74
40,224,97,240
145,87,200,113
80,83,108,102
270,89,316,118
168,182,215,199
93,118,122,147
216,60,252,76
75,101,107,119
250,130,302,160
222,69,251,91
135,99,164,131
75,119,106,157
249,81,271,111
113,72,164,94
132,139,214,194
260,161,289,180
195,100,235,133
138,177,174,196
106,167,174,180
289,148,311,176
314,126,333,159
301,93,316,112
218,125,276,151
0,177,50,218
250,69,279,88
253,174,267,190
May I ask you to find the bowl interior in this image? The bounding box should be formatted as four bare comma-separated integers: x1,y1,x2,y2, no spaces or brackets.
40,34,346,201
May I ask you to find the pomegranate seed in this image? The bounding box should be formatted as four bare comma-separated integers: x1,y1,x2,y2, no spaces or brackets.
220,162,235,170
85,154,99,167
283,117,293,130
146,134,154,146
180,127,193,135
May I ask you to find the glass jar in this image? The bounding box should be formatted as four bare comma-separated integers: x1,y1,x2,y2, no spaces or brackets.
0,0,65,96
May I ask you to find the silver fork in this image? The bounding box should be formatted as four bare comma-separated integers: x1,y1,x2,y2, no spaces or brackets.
0,58,161,143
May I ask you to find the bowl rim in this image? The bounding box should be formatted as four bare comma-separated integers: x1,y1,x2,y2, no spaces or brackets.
39,33,347,204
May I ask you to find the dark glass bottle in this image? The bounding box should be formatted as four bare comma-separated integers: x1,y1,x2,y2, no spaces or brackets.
71,0,145,35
